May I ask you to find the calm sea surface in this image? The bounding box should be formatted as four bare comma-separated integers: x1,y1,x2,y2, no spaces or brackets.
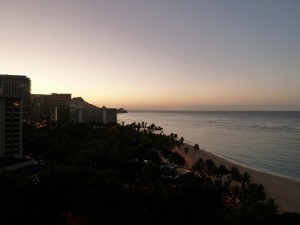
118,111,300,181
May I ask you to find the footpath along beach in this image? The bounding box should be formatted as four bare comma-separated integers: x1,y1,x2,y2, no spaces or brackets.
182,144,300,214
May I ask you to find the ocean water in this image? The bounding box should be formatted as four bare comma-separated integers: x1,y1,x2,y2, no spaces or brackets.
118,111,300,181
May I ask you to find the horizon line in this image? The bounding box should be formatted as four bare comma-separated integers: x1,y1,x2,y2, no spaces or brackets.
126,109,300,112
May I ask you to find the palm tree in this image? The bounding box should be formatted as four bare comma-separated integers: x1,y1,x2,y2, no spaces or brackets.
239,172,252,202
178,137,185,154
248,183,267,202
192,158,205,178
241,172,252,189
137,122,141,131
174,133,178,140
180,137,184,145
183,146,189,157
204,159,217,183
216,164,229,185
264,198,279,214
192,144,200,165
230,185,241,207
156,126,163,135
148,123,156,133
230,166,241,187
169,151,185,168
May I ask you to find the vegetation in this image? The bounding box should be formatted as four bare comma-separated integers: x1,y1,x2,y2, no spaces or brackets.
0,122,299,225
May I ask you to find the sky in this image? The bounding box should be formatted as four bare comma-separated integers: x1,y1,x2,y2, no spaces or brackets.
1,0,300,110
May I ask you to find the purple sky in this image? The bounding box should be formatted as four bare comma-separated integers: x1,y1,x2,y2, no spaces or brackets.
1,0,299,110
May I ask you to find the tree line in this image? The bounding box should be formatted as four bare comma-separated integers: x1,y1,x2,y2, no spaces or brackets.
0,121,299,225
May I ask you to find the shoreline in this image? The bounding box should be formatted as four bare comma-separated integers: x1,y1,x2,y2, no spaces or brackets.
214,152,300,183
181,143,300,214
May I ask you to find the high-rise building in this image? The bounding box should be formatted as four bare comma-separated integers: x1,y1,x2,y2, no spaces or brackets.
50,93,71,122
31,94,52,122
0,75,31,157
31,93,71,123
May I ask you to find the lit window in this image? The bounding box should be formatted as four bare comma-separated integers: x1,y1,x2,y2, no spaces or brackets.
13,101,20,108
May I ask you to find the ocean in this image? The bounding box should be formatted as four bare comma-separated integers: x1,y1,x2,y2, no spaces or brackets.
118,111,300,181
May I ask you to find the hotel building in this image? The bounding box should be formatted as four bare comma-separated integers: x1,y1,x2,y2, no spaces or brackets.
31,93,71,123
70,97,117,124
0,75,31,157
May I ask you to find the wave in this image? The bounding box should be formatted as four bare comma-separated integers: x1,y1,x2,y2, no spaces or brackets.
118,111,300,180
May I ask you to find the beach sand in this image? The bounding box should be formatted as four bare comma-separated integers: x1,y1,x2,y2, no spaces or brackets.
181,144,300,214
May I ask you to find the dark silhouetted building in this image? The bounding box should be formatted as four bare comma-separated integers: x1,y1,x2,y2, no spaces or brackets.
31,93,71,123
31,94,51,122
70,97,117,124
51,93,71,122
0,74,31,157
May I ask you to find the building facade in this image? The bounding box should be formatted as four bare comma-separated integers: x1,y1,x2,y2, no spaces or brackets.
31,94,51,122
31,93,71,123
0,75,31,157
50,93,71,122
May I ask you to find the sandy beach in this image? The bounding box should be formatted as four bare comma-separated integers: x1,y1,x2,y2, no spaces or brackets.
181,144,300,214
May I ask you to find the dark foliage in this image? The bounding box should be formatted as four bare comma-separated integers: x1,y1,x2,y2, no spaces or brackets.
0,122,298,225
